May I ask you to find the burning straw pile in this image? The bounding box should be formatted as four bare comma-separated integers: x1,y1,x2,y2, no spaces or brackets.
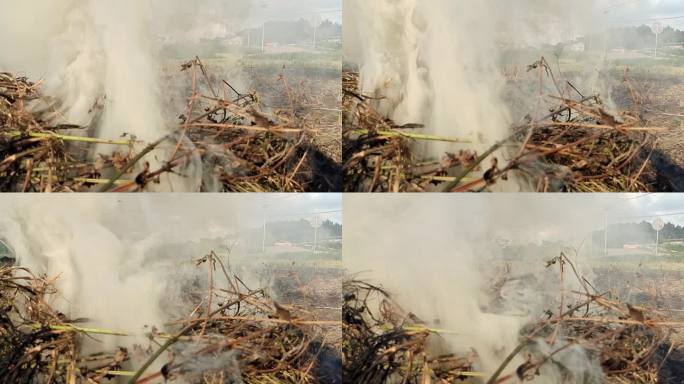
1,57,335,192
343,253,682,383
343,280,479,383
0,265,129,383
343,58,661,192
178,58,340,192
488,252,680,384
0,72,136,192
0,251,341,384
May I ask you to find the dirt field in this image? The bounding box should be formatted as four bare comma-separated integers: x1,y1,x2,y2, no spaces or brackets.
592,265,684,383
160,54,342,191
610,71,684,191
499,49,684,192
484,252,684,382
267,263,344,345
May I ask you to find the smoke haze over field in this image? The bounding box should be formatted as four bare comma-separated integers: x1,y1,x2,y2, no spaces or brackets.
344,0,684,191
0,194,341,351
344,0,599,153
0,0,254,191
342,194,684,378
0,0,245,132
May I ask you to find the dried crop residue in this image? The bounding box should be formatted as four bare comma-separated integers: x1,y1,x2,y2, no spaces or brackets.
0,249,342,384
0,57,341,192
343,59,662,193
343,253,684,383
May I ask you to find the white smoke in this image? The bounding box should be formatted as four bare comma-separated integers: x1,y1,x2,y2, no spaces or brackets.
0,195,250,352
1,198,163,350
343,194,636,379
344,0,605,164
0,0,253,191
0,193,339,380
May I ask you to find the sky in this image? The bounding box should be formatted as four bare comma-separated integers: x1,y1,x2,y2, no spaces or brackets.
248,0,341,25
597,0,684,29
1,194,683,251
548,193,684,227
620,194,684,225
0,194,342,244
155,0,342,42
114,193,344,225
342,194,684,250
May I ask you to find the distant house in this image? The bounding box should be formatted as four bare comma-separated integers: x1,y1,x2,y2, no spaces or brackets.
566,42,585,52
623,243,641,249
274,241,293,247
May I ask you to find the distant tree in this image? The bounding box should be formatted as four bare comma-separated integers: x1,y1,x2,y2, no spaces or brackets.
243,19,341,45
592,221,684,248
581,25,684,51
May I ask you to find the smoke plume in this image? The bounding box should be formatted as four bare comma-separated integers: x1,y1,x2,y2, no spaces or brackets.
343,194,637,379
0,195,248,351
344,0,612,188
0,0,252,191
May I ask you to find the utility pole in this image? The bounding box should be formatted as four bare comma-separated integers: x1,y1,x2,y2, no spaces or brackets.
311,215,322,255
313,22,318,50
313,223,318,254
261,215,266,253
653,22,663,58
653,217,664,257
261,24,265,54
604,214,608,258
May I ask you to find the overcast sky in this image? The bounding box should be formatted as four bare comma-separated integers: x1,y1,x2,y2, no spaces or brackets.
617,194,684,225
539,193,684,226
113,193,344,227
248,0,341,25
597,0,684,29
0,194,342,245
343,194,684,250
246,0,679,29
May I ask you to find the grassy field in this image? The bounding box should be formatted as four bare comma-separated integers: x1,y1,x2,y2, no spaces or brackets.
196,50,342,76
500,45,684,76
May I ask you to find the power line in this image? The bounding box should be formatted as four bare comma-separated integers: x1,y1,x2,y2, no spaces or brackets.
601,0,643,12
609,211,684,220
636,15,684,22
621,193,653,200
608,14,684,24
265,209,342,220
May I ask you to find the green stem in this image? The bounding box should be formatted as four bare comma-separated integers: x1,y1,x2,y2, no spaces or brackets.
33,323,130,336
126,299,240,383
353,129,471,143
99,134,170,192
73,178,132,185
3,130,133,145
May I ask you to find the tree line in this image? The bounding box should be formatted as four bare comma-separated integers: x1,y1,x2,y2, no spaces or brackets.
591,221,684,248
